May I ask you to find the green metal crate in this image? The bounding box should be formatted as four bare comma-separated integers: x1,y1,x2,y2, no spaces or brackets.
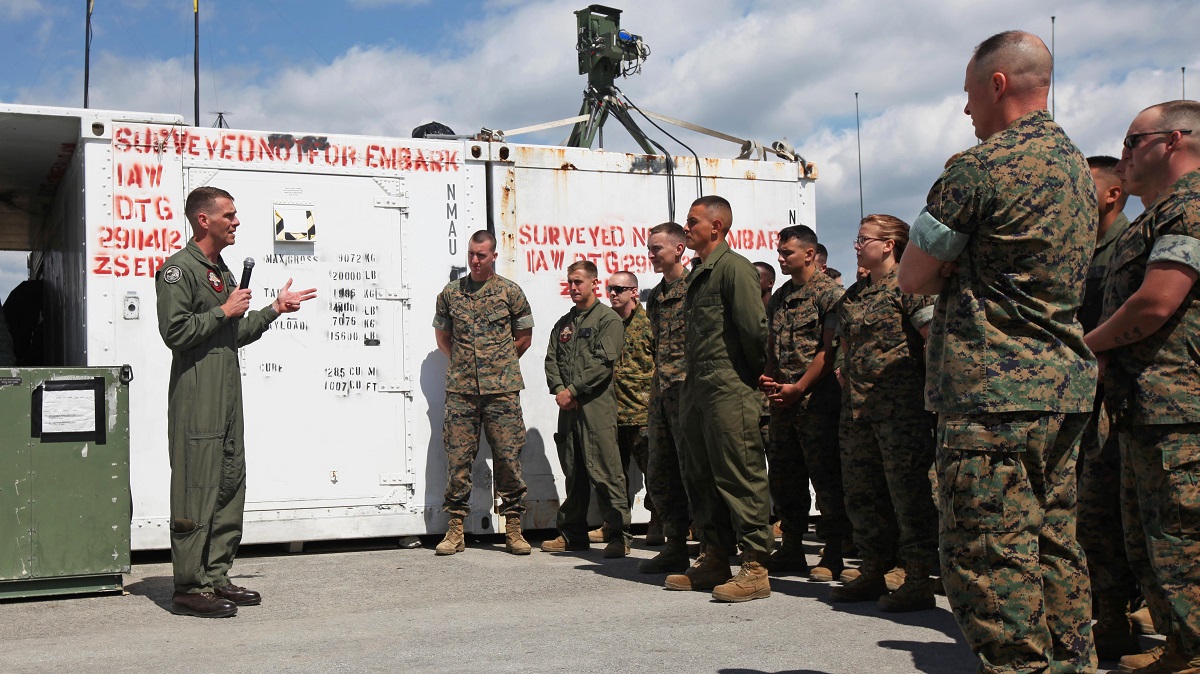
0,367,131,599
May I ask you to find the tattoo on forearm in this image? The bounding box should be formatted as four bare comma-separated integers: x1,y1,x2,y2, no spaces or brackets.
1113,326,1144,346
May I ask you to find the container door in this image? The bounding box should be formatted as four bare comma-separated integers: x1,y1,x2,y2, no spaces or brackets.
186,168,413,533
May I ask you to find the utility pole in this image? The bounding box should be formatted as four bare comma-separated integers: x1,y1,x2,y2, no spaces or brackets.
855,92,864,223
84,0,93,107
1050,16,1056,118
194,1,200,126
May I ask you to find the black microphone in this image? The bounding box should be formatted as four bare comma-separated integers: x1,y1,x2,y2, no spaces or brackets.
239,258,255,290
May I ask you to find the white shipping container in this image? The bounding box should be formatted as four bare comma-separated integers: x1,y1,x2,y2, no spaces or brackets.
0,103,816,550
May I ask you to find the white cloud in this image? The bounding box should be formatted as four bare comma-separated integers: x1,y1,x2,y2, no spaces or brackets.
5,0,1199,285
347,0,431,7
0,0,47,21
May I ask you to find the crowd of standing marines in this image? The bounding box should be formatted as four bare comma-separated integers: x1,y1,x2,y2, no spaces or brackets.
426,30,1200,674
147,25,1200,674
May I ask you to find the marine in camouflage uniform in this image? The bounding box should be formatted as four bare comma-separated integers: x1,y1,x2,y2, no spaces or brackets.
836,266,937,596
1075,156,1139,659
645,273,691,545
433,273,534,520
1089,105,1200,669
900,32,1097,673
764,259,847,574
613,300,656,522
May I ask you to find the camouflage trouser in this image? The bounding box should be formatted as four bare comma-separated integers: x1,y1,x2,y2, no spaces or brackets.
1119,422,1200,657
1077,399,1137,608
442,391,528,517
769,392,848,543
646,384,691,539
618,424,656,515
840,406,937,569
936,411,1095,674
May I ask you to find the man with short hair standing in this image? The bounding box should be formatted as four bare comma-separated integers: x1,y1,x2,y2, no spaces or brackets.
433,230,534,556
759,225,848,581
639,223,695,574
898,31,1098,671
1086,100,1200,673
157,186,316,618
666,196,773,603
542,260,630,558
589,270,659,545
1076,155,1141,660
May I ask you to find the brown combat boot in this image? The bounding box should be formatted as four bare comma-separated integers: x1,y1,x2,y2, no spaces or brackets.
830,559,889,602
603,537,630,558
645,513,665,546
1093,595,1140,660
435,516,465,555
809,539,845,582
665,547,733,591
588,522,613,543
767,531,809,575
712,552,771,603
1118,636,1177,673
638,538,690,573
504,516,531,556
878,562,936,612
842,565,908,591
1131,605,1157,635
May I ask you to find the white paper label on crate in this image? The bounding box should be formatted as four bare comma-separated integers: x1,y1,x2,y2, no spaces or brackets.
42,388,98,434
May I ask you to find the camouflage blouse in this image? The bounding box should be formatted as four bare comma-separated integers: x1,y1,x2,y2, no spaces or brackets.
913,109,1097,414
433,274,534,394
1102,169,1200,425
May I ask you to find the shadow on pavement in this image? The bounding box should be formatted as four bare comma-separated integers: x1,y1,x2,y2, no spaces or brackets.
124,575,174,611
719,669,830,674
878,639,977,674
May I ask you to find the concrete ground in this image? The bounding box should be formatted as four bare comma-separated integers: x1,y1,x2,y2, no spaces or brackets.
0,531,1142,673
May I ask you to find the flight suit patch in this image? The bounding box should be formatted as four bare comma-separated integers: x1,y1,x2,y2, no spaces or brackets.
559,325,574,342
207,270,225,292
163,266,182,284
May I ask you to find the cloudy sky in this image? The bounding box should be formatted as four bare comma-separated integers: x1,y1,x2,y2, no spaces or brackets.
1,0,1197,298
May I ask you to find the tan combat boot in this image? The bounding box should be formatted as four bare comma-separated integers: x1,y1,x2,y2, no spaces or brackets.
1131,604,1157,635
588,522,613,543
809,538,845,582
435,516,465,555
712,552,771,602
504,516,531,556
638,537,690,573
878,562,936,612
767,530,809,575
665,547,733,591
842,565,908,591
1093,595,1140,660
1118,636,1176,673
830,559,889,603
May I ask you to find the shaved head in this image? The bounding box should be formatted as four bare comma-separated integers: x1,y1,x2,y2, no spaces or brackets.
970,30,1052,93
609,271,637,288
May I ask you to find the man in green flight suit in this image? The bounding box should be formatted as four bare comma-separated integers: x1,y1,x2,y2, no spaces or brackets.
156,186,316,618
542,260,631,558
666,195,773,603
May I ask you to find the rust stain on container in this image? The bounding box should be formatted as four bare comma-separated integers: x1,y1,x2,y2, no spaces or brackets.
560,162,577,170
744,171,757,180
